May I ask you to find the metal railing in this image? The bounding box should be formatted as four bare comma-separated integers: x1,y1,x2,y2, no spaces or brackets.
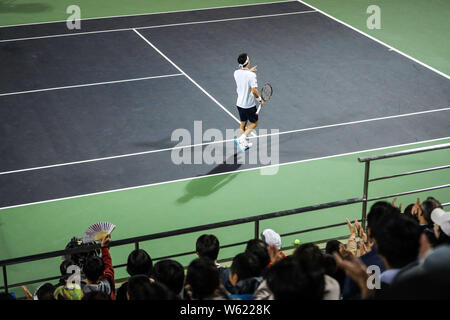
358,143,450,229
1,143,449,293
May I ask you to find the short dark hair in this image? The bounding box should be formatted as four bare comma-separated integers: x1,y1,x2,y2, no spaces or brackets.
266,256,324,300
245,239,270,273
185,258,220,300
230,252,260,281
82,291,111,300
36,283,55,300
293,243,324,267
126,249,153,276
153,259,185,295
325,240,342,255
367,201,397,237
127,275,171,300
83,256,105,282
196,234,220,261
374,213,421,268
421,198,442,226
237,53,248,66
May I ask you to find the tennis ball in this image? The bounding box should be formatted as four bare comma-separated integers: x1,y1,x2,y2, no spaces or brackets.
294,239,301,245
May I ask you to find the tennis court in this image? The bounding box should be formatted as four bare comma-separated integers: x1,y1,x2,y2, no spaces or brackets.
0,0,449,293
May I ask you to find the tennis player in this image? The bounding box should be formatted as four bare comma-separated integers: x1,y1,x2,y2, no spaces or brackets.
234,53,264,151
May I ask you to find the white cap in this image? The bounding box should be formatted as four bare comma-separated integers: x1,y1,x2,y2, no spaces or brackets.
431,208,450,237
261,229,282,250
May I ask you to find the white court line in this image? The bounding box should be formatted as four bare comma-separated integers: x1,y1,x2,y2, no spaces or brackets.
0,1,296,28
133,28,242,125
0,136,449,211
0,11,316,43
0,74,183,97
297,0,450,79
0,107,448,176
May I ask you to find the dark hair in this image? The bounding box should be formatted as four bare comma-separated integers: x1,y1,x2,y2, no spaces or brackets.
127,275,171,300
237,53,248,66
230,252,260,281
435,227,450,246
36,283,55,300
266,256,325,300
403,203,418,222
421,198,442,226
185,258,220,300
83,256,105,282
153,259,185,295
325,240,342,255
293,243,324,267
59,259,75,285
367,201,397,238
126,249,153,276
82,291,111,300
245,239,270,273
0,292,15,300
373,213,421,268
196,234,220,261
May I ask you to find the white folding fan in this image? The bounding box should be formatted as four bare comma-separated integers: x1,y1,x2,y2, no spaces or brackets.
82,222,116,243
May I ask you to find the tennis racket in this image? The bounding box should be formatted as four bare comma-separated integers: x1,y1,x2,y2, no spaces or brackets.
256,83,273,115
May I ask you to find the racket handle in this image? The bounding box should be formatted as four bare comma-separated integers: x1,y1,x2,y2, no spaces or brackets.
256,105,261,115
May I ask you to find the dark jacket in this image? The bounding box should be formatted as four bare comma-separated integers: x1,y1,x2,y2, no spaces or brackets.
342,245,386,300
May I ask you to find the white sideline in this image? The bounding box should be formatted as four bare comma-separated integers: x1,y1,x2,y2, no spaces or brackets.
0,107,448,176
0,136,449,211
0,74,183,97
296,0,450,79
0,11,316,43
0,1,297,28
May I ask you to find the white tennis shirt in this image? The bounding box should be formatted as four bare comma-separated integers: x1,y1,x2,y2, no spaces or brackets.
234,68,258,109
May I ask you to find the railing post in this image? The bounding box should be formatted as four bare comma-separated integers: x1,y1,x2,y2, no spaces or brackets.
254,220,260,239
135,242,139,251
361,161,371,230
2,266,8,294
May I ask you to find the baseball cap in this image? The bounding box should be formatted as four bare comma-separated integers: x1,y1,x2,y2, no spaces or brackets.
431,208,450,237
261,229,282,250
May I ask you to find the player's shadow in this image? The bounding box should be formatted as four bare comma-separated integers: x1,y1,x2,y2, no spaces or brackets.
176,153,242,204
0,1,51,13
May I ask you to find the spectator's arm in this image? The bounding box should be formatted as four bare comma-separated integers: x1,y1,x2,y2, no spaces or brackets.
346,218,357,256
101,235,114,287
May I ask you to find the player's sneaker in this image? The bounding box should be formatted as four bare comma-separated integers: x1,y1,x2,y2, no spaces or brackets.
234,138,246,152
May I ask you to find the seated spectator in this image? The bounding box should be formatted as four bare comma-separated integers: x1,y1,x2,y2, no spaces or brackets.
265,256,325,300
227,252,263,300
127,275,172,300
116,249,153,301
325,240,346,291
184,258,231,300
245,239,270,276
82,291,111,300
53,283,84,300
82,234,115,300
261,229,286,266
153,259,185,299
223,239,269,293
411,197,439,245
293,243,340,300
196,234,222,268
371,212,421,287
22,283,55,300
430,208,450,246
58,259,77,286
342,201,390,300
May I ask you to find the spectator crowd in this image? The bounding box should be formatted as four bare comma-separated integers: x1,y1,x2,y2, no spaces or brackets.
1,196,449,301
